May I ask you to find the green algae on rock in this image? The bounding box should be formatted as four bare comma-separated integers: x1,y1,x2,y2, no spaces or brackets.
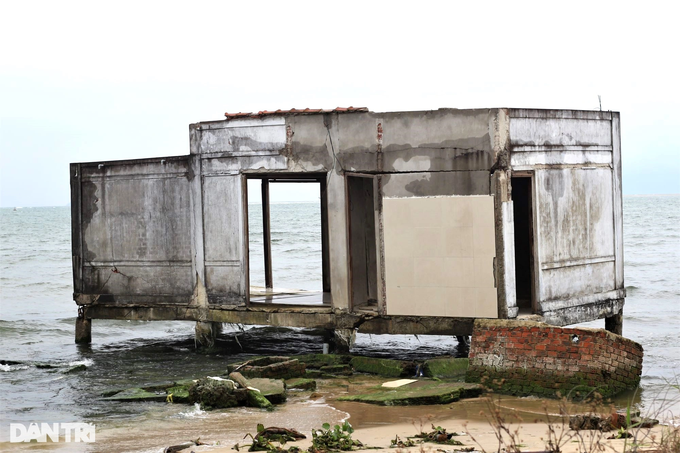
294,354,352,369
285,378,317,390
188,377,240,408
247,378,287,404
350,356,415,378
103,387,168,402
337,381,482,406
423,358,468,380
320,364,353,376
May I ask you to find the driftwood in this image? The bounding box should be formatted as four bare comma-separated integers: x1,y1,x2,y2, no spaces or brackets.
257,427,307,440
164,438,205,452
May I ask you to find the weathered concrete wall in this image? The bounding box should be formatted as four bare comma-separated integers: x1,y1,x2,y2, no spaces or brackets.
71,107,625,338
187,109,500,314
466,319,643,398
336,109,493,173
508,109,624,325
72,157,194,304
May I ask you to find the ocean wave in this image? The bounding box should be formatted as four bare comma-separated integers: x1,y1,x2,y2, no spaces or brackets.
176,403,206,418
68,358,94,367
1,363,30,372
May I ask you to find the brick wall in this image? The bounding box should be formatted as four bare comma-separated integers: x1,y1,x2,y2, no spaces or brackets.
466,319,643,398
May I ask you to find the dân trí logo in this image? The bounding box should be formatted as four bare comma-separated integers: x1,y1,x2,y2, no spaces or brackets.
10,423,95,443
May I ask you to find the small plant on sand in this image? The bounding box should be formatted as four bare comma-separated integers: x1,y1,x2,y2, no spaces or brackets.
310,421,363,452
390,435,418,448
413,424,464,446
235,424,306,452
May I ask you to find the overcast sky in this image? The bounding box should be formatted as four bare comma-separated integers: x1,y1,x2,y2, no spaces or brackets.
1,1,678,207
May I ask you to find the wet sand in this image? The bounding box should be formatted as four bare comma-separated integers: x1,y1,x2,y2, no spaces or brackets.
180,398,666,453
157,379,668,453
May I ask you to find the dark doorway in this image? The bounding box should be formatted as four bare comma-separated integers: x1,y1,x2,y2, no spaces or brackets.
512,176,534,312
347,175,378,311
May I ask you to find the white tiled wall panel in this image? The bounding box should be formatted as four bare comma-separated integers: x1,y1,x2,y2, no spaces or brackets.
384,196,498,318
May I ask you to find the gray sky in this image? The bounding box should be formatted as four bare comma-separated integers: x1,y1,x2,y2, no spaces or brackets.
1,1,678,207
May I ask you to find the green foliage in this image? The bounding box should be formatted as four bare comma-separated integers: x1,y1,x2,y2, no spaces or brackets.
311,421,363,451
235,425,302,453
390,435,418,448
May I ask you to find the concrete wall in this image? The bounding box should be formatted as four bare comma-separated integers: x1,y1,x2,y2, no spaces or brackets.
508,109,624,325
187,109,501,314
72,157,193,304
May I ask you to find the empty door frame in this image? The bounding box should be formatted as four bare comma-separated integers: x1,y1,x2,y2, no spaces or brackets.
511,173,538,314
243,173,330,305
345,173,379,311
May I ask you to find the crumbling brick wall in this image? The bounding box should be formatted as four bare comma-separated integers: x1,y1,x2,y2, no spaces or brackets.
466,319,643,398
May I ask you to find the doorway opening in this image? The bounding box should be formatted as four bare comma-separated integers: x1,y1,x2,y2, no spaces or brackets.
512,176,535,313
347,175,378,312
246,174,330,305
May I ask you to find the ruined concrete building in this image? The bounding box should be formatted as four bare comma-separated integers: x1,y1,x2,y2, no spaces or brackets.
70,107,625,348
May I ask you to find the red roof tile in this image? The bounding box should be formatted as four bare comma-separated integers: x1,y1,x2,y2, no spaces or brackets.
224,107,368,119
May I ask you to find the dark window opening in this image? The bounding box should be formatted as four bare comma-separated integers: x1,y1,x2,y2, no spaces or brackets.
512,176,534,312
246,175,330,305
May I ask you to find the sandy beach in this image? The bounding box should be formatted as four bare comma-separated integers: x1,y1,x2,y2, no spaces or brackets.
176,399,668,453
150,378,672,453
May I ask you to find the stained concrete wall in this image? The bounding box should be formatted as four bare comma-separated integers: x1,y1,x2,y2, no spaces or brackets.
508,109,624,325
72,157,194,304
186,109,499,313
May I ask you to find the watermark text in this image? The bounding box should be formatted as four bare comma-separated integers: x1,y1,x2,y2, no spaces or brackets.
10,423,95,443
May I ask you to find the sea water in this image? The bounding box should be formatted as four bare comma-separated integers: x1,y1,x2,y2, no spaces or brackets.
0,196,678,451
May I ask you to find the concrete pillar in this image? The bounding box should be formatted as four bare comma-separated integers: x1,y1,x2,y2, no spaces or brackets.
455,335,470,347
75,318,91,344
605,310,623,336
195,321,220,348
455,335,470,358
332,328,356,353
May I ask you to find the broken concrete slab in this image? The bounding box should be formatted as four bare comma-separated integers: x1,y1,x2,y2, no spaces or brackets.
165,384,191,403
236,357,306,380
247,378,286,404
350,356,415,378
381,379,417,388
337,381,483,406
320,364,353,376
294,354,352,369
423,357,468,380
285,378,317,391
247,389,273,409
103,388,168,402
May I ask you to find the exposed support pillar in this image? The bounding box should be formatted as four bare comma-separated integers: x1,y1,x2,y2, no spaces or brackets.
261,178,273,289
605,309,623,336
195,321,221,349
455,335,470,358
331,328,356,353
75,317,91,344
